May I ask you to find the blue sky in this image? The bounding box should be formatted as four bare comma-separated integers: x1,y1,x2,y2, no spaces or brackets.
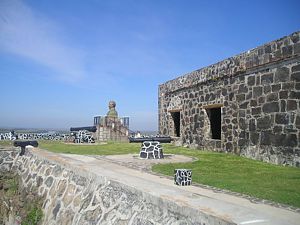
0,0,299,131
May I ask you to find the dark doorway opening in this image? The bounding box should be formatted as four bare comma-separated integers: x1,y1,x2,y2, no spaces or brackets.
206,108,221,139
171,111,180,137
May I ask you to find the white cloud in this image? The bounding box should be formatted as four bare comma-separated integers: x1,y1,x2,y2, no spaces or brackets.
0,0,86,83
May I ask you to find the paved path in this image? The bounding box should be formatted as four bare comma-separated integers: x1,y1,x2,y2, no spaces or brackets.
33,149,300,225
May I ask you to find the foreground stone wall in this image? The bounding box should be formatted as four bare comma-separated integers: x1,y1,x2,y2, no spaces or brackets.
159,31,300,167
0,132,70,141
0,148,232,225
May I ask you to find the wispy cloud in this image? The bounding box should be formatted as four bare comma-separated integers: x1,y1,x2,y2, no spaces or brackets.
0,0,86,83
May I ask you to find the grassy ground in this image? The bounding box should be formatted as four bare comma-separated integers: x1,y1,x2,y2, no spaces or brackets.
39,141,141,155
1,140,300,208
0,140,13,147
153,144,300,208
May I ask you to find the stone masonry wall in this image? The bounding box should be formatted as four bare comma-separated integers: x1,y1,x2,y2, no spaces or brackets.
0,148,232,225
159,31,300,167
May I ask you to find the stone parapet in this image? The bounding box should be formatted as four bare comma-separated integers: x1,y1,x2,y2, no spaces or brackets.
0,147,234,225
160,31,300,94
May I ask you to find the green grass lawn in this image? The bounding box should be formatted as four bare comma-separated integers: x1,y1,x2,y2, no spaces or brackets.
39,141,141,155
1,140,300,208
153,144,300,208
0,140,13,147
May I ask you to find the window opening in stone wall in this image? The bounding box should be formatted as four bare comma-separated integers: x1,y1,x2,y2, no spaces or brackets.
206,107,221,140
171,111,181,137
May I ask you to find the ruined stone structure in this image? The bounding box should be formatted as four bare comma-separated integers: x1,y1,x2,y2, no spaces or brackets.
159,31,300,167
94,101,129,142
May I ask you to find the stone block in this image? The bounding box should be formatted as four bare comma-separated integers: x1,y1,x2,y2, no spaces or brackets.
249,119,256,131
275,113,289,124
236,94,245,102
271,84,281,92
292,64,300,73
174,169,192,186
258,96,265,104
253,86,263,98
262,102,279,113
238,139,247,146
257,115,272,130
238,84,248,94
246,92,253,100
266,93,278,102
264,45,272,53
140,141,164,159
291,33,300,43
282,45,293,57
250,100,257,107
296,115,300,129
240,101,249,109
289,91,300,99
273,125,283,133
284,134,297,147
251,107,261,115
261,73,274,85
275,67,289,82
294,43,300,54
45,176,54,188
282,83,295,91
261,131,272,145
279,91,288,99
247,75,255,86
239,118,246,129
287,100,297,111
263,85,271,94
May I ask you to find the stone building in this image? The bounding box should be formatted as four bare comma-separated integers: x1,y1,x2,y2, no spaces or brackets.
159,31,300,167
94,101,129,142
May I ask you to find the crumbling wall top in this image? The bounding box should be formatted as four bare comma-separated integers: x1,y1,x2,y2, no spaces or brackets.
160,31,300,93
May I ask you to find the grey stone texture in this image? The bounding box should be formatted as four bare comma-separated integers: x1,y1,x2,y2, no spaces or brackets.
140,141,164,159
159,31,300,167
95,117,129,142
0,149,232,225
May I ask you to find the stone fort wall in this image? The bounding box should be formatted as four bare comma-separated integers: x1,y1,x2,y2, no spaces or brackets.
159,31,300,167
0,148,233,225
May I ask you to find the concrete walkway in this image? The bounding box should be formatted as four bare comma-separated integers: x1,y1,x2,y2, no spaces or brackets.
32,148,300,225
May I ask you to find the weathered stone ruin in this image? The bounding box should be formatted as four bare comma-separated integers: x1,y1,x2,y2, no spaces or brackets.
94,100,129,142
159,31,300,167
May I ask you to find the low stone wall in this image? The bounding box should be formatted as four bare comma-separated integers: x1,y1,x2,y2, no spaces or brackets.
0,147,18,172
0,148,233,225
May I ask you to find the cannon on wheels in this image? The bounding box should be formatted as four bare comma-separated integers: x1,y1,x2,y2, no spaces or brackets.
13,140,38,156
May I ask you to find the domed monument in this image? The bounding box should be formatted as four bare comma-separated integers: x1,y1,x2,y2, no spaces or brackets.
93,101,129,142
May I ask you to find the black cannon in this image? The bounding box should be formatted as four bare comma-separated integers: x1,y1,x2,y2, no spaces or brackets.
13,140,39,156
128,136,172,143
70,126,97,132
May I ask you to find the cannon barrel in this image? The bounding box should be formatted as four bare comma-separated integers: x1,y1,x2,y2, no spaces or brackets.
128,136,172,143
70,126,97,132
13,140,39,148
13,140,39,156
